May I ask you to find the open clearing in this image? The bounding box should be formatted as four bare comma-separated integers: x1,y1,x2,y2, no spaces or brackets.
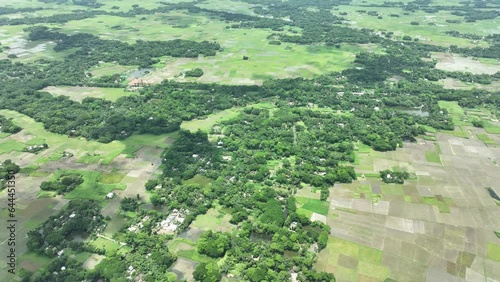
316,131,500,281
43,86,136,102
191,208,235,233
432,53,500,75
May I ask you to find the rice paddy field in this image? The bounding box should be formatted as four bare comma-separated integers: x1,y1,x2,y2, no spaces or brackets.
336,7,497,48
315,124,500,281
43,86,137,102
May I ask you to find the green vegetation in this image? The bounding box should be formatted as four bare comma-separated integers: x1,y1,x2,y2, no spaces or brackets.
47,170,126,200
296,197,330,216
197,231,231,258
2,0,499,281
380,170,410,184
487,243,500,262
0,114,22,134
185,68,204,77
425,143,442,163
422,196,453,213
0,159,20,190
40,172,84,194
316,236,389,281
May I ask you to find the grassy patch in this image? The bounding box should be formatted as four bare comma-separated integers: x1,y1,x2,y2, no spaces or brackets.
37,191,57,198
45,169,127,201
90,237,122,253
422,196,451,213
0,139,25,154
191,208,235,232
76,154,101,164
183,174,213,187
438,101,469,126
484,123,500,134
296,207,313,219
177,249,212,263
425,143,441,163
477,133,496,145
381,185,404,195
181,107,242,132
420,125,437,133
99,172,125,184
315,236,389,280
296,196,329,215
43,86,136,102
487,243,500,262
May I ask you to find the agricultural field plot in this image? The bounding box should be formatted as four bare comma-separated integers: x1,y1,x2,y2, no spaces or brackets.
432,52,500,75
0,110,171,278
317,133,500,281
51,10,377,85
437,101,500,137
181,107,243,132
0,26,74,62
0,197,65,280
438,78,500,92
0,110,174,167
335,6,498,48
191,208,236,233
43,86,136,102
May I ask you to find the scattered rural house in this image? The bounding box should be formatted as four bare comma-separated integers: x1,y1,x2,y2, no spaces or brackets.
23,144,48,153
222,156,232,161
154,209,189,235
61,151,73,158
128,216,150,233
289,222,298,231
106,192,114,199
126,78,153,91
290,271,298,282
192,154,199,158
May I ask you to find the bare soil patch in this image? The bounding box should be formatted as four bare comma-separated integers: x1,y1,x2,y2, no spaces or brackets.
83,254,105,270
169,258,197,282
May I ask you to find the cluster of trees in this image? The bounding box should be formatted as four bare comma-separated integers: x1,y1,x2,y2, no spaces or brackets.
120,197,140,211
185,68,204,77
144,126,337,280
194,261,222,282
0,160,20,190
24,255,89,282
38,0,103,7
27,200,106,256
40,173,83,194
28,27,220,67
364,0,499,23
0,115,22,134
197,231,232,258
161,130,222,179
380,169,410,184
0,7,43,15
